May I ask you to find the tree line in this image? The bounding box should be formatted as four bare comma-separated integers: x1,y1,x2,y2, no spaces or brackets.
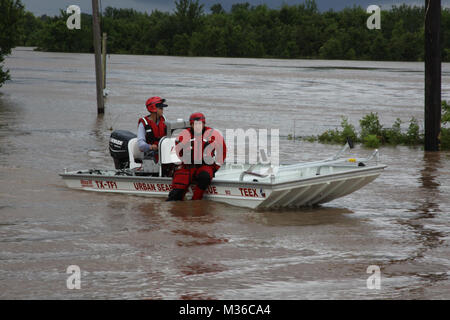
0,0,24,87
15,0,450,62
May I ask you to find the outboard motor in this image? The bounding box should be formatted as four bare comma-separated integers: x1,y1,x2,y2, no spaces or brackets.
109,130,137,169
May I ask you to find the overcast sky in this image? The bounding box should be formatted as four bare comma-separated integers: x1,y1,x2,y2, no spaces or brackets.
21,0,450,16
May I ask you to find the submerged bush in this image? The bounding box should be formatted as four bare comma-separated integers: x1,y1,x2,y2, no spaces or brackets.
441,101,450,150
290,104,450,149
360,112,383,140
340,117,358,143
318,117,358,144
363,134,381,148
303,112,426,148
405,117,423,145
442,100,450,125
318,128,341,143
382,118,403,145
441,128,450,150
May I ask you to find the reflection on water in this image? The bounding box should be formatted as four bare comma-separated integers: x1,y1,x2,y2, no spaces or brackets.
383,151,448,296
168,201,219,224
419,152,441,191
0,97,20,161
251,206,354,227
409,152,445,256
1,48,449,299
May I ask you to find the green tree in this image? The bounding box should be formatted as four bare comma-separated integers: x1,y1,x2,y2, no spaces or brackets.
319,37,344,59
13,1,450,62
0,0,24,87
17,11,43,46
370,33,389,60
174,0,204,35
36,12,93,53
210,3,225,15
172,33,190,56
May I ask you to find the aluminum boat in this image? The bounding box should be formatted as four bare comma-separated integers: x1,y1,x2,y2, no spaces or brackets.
60,121,386,209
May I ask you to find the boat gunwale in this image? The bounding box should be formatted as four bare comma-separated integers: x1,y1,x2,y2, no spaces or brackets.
59,164,387,189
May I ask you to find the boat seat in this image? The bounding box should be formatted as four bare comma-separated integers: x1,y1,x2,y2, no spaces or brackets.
159,137,181,165
128,138,143,169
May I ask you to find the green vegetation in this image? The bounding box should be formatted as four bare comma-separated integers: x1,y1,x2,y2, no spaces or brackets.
294,103,450,150
359,112,383,141
382,118,403,145
442,101,450,150
363,134,381,148
405,117,422,145
318,117,357,144
292,112,426,148
0,0,25,87
12,0,450,62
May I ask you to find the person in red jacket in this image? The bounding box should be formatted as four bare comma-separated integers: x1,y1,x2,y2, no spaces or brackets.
137,96,167,161
167,112,226,201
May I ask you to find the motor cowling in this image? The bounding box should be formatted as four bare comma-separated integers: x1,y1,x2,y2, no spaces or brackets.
109,130,137,169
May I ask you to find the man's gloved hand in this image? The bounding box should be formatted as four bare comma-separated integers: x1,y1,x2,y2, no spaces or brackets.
144,150,157,159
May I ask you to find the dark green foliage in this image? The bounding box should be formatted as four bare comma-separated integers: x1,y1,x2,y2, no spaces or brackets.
340,117,358,143
405,117,423,145
36,12,93,53
13,1,450,62
311,113,427,147
363,134,381,148
318,128,343,144
210,4,225,15
442,100,450,125
318,117,358,144
382,118,403,145
0,0,25,87
441,101,450,150
359,112,383,140
441,128,450,150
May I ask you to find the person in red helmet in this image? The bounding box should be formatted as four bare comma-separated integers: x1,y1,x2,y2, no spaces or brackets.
137,96,168,161
167,113,226,201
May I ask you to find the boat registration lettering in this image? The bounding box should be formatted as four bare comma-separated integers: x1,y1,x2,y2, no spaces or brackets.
239,188,259,198
95,180,117,189
157,184,172,192
80,180,93,188
134,182,172,192
205,185,218,195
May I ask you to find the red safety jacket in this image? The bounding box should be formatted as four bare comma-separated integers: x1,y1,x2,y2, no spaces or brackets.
138,115,167,147
175,126,226,170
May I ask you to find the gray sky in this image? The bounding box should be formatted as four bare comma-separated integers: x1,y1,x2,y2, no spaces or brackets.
20,0,450,16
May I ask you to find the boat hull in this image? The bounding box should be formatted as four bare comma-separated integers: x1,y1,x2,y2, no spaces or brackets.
60,165,386,209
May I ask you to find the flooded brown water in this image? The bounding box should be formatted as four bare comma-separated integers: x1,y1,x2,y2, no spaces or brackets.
0,47,449,299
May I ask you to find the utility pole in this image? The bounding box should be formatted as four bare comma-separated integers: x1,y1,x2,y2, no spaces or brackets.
424,0,441,151
92,0,104,114
102,32,107,91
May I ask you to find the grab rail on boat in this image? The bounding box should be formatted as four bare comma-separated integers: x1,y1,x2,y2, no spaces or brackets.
238,144,380,181
239,163,276,182
366,149,380,164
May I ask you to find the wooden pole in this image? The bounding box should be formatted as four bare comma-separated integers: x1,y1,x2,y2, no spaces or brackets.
92,0,104,114
102,32,107,91
424,0,441,151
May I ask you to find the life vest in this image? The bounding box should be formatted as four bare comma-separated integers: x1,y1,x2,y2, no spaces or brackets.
138,115,167,146
175,126,226,167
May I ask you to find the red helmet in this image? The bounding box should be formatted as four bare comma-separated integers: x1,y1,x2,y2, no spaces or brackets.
189,112,206,124
145,96,167,113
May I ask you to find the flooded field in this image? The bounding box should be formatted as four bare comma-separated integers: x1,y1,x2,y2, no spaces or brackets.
0,47,449,299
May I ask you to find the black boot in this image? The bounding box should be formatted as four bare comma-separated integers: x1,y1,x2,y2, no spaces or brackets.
166,188,185,201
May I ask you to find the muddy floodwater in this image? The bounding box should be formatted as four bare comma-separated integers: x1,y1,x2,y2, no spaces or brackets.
1,47,450,299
